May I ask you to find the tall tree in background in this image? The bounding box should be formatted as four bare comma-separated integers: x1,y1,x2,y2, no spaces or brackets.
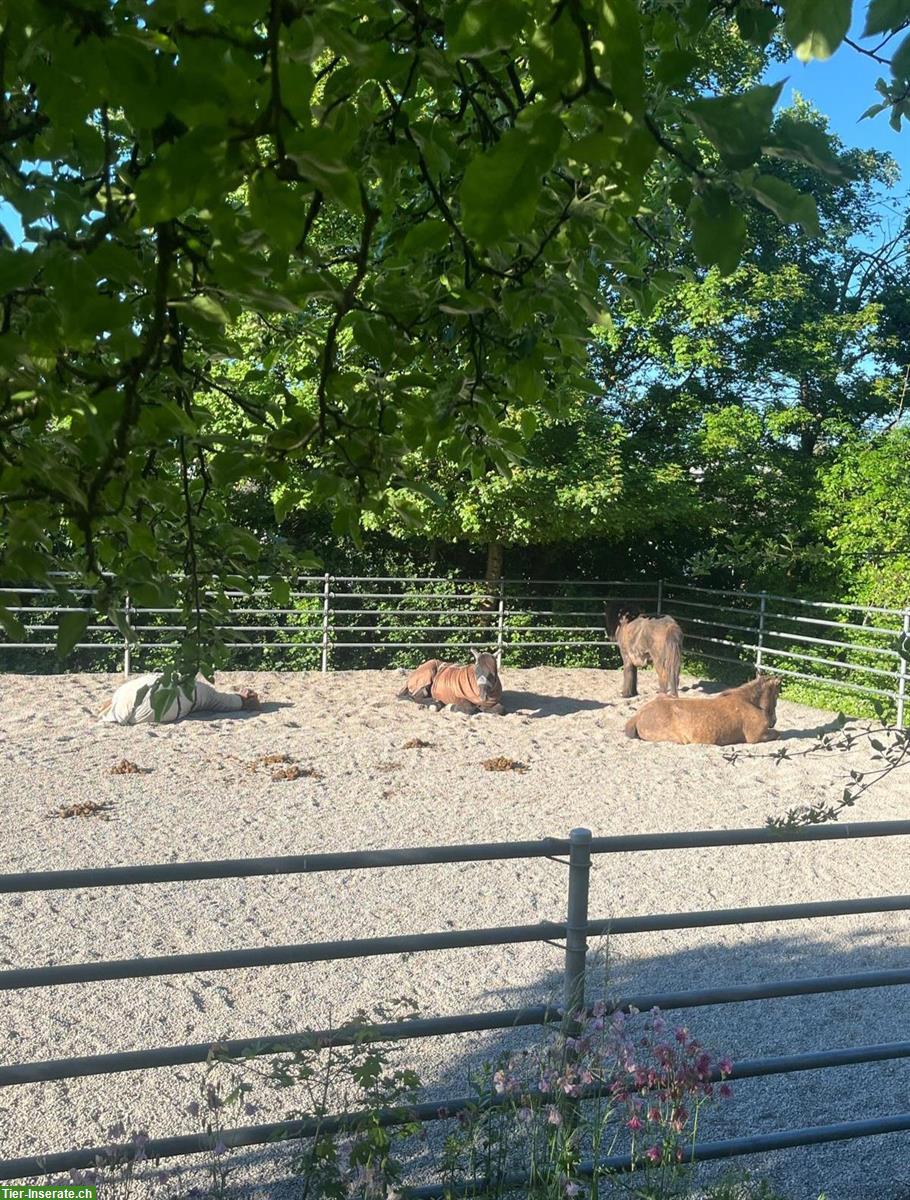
596,102,910,590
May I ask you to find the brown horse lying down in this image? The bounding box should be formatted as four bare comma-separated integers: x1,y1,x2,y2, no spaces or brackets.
397,649,504,714
624,676,781,745
605,604,683,698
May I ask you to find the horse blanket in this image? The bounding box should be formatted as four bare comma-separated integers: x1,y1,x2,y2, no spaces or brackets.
100,673,245,725
401,659,503,710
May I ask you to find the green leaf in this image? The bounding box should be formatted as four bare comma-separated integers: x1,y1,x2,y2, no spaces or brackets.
272,577,292,607
0,605,26,642
447,0,527,57
863,0,910,37
749,174,820,234
460,111,564,244
783,0,851,62
527,10,583,98
735,2,780,46
763,115,846,178
397,220,450,257
286,128,361,214
249,171,310,252
892,30,910,76
57,610,90,658
687,83,783,169
688,188,746,275
598,0,645,115
174,294,232,325
654,46,699,86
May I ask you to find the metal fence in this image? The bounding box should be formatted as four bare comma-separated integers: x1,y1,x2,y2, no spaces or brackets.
2,576,908,724
2,821,910,1191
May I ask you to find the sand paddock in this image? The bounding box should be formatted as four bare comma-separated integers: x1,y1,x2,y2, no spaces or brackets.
1,667,908,1198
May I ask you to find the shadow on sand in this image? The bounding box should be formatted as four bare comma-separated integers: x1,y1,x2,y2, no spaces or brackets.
149,909,908,1200
504,690,610,718
184,700,295,721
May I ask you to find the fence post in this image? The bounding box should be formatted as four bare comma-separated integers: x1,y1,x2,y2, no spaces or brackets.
123,593,132,681
656,578,663,615
563,827,592,1029
495,578,505,664
561,827,592,1135
320,574,331,674
755,591,768,673
897,608,910,728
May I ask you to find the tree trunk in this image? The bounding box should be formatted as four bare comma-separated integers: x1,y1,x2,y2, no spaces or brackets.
485,540,504,585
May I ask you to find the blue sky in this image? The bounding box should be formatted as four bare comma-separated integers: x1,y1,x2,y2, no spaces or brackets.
768,8,910,184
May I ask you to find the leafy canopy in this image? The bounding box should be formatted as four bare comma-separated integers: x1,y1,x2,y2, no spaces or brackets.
0,0,907,668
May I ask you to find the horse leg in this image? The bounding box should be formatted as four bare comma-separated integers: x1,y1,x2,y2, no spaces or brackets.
397,685,431,703
479,702,505,716
621,661,638,698
449,700,478,715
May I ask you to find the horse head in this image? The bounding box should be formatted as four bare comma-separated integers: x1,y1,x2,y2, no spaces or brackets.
756,674,782,727
604,602,639,640
470,647,499,702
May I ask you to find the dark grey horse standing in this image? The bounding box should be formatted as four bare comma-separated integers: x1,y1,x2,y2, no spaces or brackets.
605,603,683,698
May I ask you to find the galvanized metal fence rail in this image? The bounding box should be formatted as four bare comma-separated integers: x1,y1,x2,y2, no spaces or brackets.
2,820,910,1189
1,576,908,723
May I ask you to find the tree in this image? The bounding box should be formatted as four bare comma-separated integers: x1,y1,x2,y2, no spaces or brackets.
595,100,910,592
0,0,906,673
353,394,701,581
817,428,910,607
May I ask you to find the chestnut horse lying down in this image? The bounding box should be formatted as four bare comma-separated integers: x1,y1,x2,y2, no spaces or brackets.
605,603,683,698
624,676,781,745
397,649,504,714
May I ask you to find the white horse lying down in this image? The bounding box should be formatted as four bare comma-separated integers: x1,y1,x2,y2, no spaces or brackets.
99,673,259,725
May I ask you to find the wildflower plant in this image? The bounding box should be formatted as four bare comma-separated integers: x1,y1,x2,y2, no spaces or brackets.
436,1004,734,1199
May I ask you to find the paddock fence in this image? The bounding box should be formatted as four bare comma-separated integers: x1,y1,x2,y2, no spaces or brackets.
1,576,908,724
2,821,910,1192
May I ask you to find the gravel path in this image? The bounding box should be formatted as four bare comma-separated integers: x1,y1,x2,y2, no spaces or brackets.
1,668,908,1199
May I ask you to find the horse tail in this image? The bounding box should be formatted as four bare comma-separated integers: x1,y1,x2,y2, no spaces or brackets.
624,713,640,739
98,699,112,718
664,624,682,697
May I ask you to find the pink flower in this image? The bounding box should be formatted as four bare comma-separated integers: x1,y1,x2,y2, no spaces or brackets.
546,1105,562,1126
674,1027,688,1044
719,1057,734,1077
720,1083,733,1099
671,1105,689,1133
647,1106,661,1122
627,1115,643,1131
565,1184,583,1197
645,1145,662,1164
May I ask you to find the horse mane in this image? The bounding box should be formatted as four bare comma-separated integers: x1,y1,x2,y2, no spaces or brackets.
604,602,642,640
727,676,780,705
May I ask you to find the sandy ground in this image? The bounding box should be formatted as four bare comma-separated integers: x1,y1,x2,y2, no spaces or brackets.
0,667,908,1200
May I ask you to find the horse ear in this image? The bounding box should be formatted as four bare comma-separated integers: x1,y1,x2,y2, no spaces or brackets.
469,646,481,661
